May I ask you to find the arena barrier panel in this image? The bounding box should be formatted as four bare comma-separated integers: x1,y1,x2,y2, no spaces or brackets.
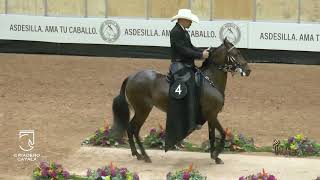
0,14,319,64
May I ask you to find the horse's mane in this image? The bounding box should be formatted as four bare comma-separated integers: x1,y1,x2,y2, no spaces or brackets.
201,47,217,69
201,58,210,69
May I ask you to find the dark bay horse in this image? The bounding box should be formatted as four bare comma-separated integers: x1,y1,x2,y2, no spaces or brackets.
111,39,251,164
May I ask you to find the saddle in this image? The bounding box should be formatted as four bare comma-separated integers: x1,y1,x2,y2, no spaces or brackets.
167,62,203,93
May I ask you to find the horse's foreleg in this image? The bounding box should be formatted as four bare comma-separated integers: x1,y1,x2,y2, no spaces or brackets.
213,119,225,164
208,116,224,164
207,118,216,160
215,119,226,154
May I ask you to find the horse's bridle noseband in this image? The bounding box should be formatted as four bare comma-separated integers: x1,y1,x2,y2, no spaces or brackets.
212,46,243,74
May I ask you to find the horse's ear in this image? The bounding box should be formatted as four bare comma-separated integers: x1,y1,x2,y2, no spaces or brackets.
223,37,229,46
208,47,214,53
211,47,217,53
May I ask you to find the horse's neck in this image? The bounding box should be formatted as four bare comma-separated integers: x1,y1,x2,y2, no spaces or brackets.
202,65,227,96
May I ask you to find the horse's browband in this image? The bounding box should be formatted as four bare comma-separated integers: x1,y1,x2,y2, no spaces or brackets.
227,46,235,52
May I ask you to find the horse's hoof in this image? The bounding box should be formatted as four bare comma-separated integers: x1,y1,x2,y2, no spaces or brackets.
215,157,224,164
136,154,144,160
210,153,217,160
144,157,152,163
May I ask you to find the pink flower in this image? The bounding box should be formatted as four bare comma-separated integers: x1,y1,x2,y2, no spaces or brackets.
267,175,277,180
150,128,157,135
111,169,116,177
41,169,48,177
49,170,57,178
133,173,139,180
40,161,48,170
101,169,107,176
104,129,110,136
183,171,190,180
120,168,128,177
62,170,70,178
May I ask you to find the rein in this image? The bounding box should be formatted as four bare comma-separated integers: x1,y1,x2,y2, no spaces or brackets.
212,45,241,73
199,45,244,89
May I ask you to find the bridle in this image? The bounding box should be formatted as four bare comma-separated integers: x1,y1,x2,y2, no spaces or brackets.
211,45,246,76
198,45,247,88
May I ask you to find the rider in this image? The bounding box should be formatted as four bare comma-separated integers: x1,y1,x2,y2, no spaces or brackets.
170,9,209,68
170,9,209,129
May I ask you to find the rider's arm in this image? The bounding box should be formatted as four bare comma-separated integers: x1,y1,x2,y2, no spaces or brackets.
171,30,202,59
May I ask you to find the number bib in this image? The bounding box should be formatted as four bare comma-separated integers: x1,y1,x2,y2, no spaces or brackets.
170,81,188,99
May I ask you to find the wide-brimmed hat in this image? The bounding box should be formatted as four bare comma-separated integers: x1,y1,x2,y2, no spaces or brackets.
171,9,199,23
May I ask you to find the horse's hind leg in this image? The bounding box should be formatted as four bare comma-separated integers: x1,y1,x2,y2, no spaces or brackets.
132,106,153,163
127,102,152,162
127,121,141,159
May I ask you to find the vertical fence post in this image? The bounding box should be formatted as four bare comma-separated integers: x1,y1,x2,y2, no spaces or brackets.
252,0,256,21
145,0,149,20
43,0,48,16
209,0,213,21
297,0,301,23
105,0,108,18
188,0,192,9
4,0,8,14
84,0,88,17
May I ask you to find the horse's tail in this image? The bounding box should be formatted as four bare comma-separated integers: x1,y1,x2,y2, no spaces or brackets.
111,77,130,138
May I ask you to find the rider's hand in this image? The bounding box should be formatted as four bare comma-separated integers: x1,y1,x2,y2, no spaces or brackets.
202,50,209,59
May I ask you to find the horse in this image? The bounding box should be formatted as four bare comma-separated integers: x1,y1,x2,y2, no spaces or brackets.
110,38,251,164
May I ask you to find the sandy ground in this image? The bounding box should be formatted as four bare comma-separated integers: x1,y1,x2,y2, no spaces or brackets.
0,53,319,179
65,147,320,180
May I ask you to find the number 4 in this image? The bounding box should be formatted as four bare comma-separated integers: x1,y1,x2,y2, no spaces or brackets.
175,84,182,95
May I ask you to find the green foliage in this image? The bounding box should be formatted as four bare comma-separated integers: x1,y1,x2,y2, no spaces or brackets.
83,126,127,147
143,127,166,149
229,132,256,152
86,162,139,180
32,161,71,180
201,129,257,152
166,165,207,180
239,169,277,180
276,134,320,157
254,146,273,152
143,126,198,151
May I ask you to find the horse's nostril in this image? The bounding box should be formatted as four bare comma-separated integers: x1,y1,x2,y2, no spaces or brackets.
246,69,251,76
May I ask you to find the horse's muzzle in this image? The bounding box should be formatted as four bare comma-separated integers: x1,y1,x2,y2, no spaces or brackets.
245,69,251,76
